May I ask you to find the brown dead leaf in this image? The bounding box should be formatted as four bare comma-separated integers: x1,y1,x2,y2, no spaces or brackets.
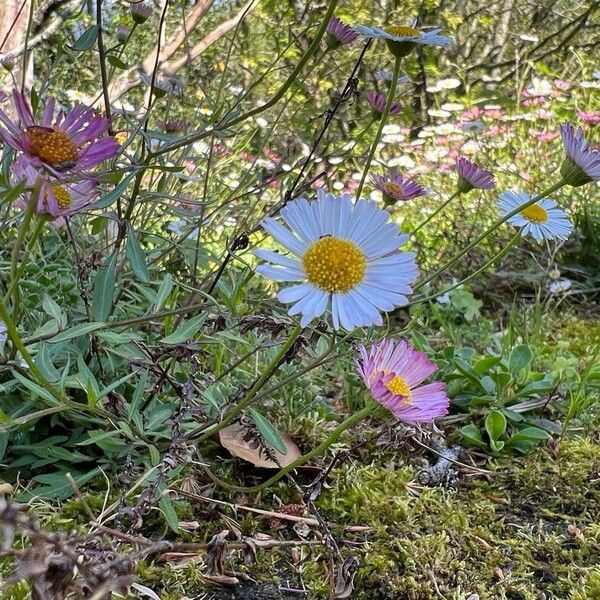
201,573,240,586
219,425,302,469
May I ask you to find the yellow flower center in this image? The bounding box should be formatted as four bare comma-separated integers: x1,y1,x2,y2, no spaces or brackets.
302,236,366,293
385,26,420,38
115,132,128,145
520,204,548,224
26,126,78,167
52,185,72,210
384,182,404,197
385,374,412,401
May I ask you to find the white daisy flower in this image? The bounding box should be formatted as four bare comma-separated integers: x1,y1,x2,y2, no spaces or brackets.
499,190,572,243
255,191,419,330
355,24,451,57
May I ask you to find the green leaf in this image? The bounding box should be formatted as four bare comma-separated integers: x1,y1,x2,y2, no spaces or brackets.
460,424,486,448
158,495,179,532
513,426,551,440
515,375,554,398
22,468,101,501
454,357,484,388
161,313,206,344
489,439,505,453
107,55,128,69
76,355,100,406
2,180,27,204
92,254,117,322
249,408,287,454
72,25,98,51
12,371,59,405
35,344,61,383
506,427,550,454
485,410,507,442
48,322,105,343
474,355,501,375
93,173,135,209
126,224,150,282
508,345,533,376
42,295,65,326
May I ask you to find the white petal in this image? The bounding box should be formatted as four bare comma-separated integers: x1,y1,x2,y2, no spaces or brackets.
277,282,313,303
262,217,306,255
255,249,302,269
256,265,305,281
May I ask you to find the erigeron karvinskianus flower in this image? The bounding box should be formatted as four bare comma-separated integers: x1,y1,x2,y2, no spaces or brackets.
13,156,99,225
499,190,572,243
355,24,451,58
365,91,400,119
456,157,495,193
371,172,426,205
326,16,358,48
0,90,118,178
577,111,600,127
255,191,419,331
560,123,600,186
357,339,449,424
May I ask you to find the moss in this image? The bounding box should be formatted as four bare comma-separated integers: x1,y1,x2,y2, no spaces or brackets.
308,436,600,599
572,569,600,600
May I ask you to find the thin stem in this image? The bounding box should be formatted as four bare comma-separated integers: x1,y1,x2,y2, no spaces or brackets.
6,178,42,313
0,301,65,403
151,0,339,159
415,179,566,291
410,230,521,306
196,324,303,442
204,404,375,492
413,190,460,235
3,216,46,304
355,55,402,199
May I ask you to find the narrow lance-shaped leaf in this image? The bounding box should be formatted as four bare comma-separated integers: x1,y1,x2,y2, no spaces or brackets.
92,253,117,322
161,313,206,344
126,223,150,282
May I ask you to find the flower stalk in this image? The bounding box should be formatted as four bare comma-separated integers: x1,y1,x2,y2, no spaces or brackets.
415,179,567,291
356,55,402,199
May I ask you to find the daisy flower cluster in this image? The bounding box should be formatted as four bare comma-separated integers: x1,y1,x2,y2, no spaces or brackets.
0,90,118,222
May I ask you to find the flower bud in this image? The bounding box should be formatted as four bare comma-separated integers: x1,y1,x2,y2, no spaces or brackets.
130,2,152,24
116,25,131,43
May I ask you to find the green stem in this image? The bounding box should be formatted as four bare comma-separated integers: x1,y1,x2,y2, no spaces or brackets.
355,55,402,199
7,178,42,317
413,190,460,235
410,230,521,305
205,404,375,492
415,179,566,292
196,324,304,442
3,216,46,305
0,301,65,403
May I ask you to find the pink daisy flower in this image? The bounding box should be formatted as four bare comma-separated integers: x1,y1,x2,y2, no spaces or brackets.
554,79,572,91
577,111,600,127
0,90,118,178
13,156,99,223
356,339,449,424
560,123,600,186
326,16,358,47
365,91,400,119
456,157,495,193
371,172,426,205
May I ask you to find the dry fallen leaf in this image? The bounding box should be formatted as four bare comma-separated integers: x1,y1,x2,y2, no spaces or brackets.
219,425,302,469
